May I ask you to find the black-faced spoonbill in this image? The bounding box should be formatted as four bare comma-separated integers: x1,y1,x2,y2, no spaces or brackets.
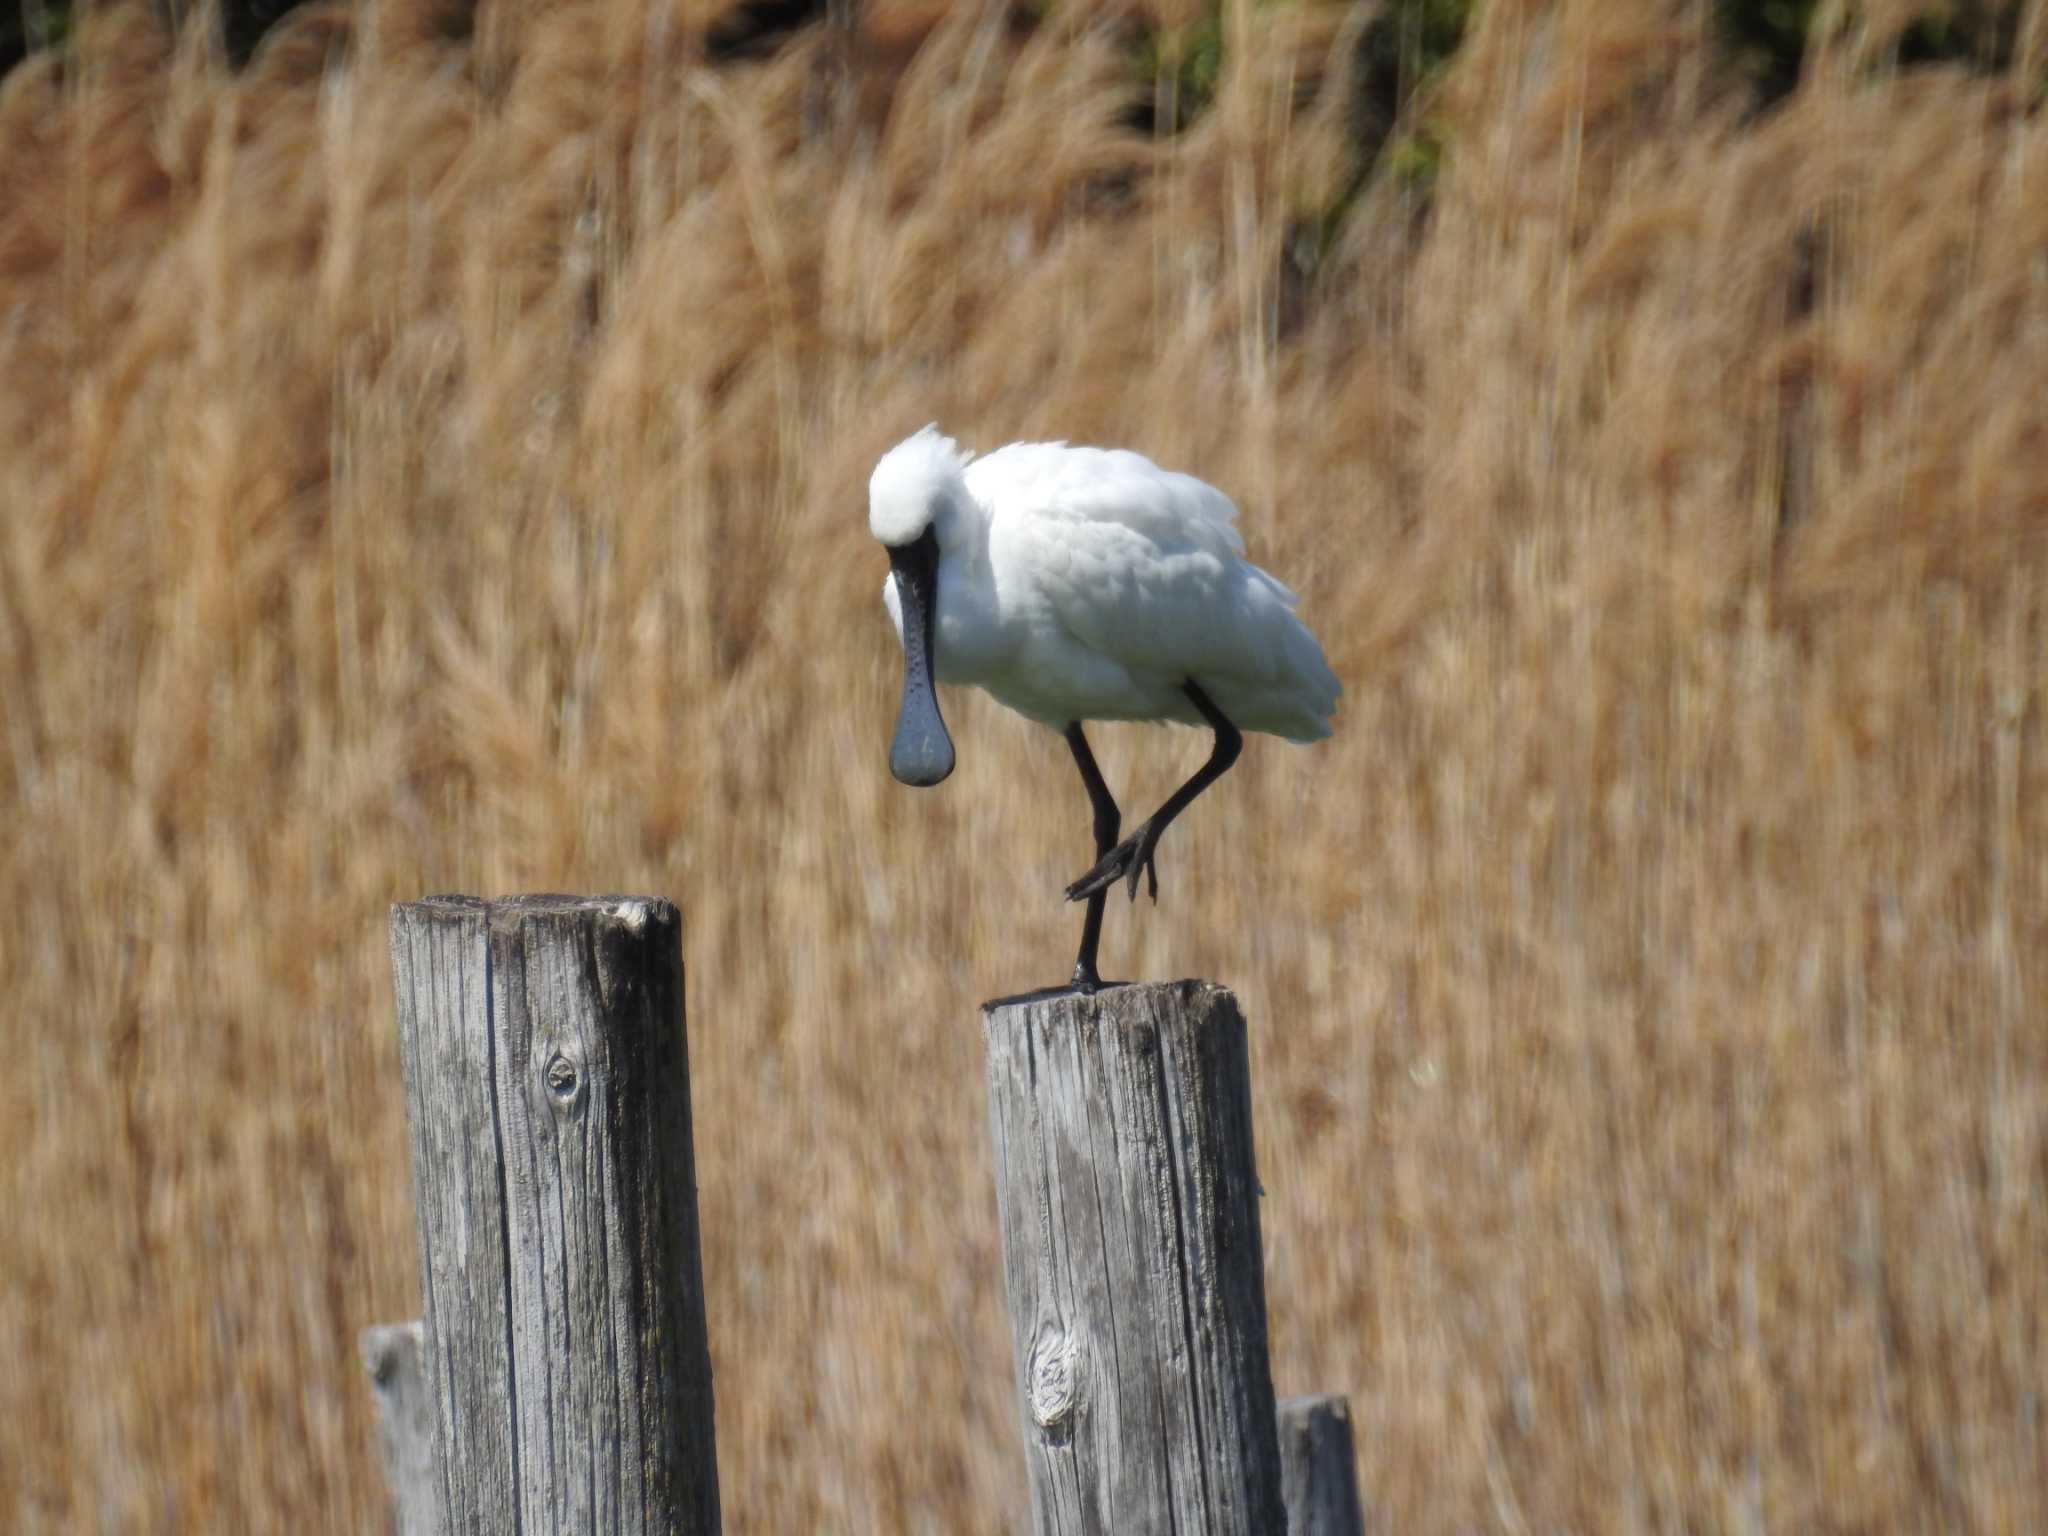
870,425,1340,993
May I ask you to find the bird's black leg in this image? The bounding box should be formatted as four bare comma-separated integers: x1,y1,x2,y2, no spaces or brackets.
1064,722,1121,992
1065,680,1242,905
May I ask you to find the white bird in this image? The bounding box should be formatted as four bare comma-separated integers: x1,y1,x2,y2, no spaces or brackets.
870,425,1340,992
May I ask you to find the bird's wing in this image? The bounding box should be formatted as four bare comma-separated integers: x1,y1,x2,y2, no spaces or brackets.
971,442,1246,560
973,443,1308,694
969,443,1249,565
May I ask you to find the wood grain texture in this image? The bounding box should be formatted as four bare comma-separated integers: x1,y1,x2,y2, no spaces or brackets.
360,1321,442,1536
982,981,1284,1536
1278,1395,1366,1536
390,895,720,1536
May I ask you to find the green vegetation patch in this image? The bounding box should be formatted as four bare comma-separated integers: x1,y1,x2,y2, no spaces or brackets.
1129,9,1227,137
1717,0,2021,107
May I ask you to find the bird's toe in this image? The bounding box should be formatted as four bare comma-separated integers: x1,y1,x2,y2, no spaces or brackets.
1119,827,1162,903
1066,827,1162,904
1127,849,1159,904
1064,861,1111,902
1064,848,1122,902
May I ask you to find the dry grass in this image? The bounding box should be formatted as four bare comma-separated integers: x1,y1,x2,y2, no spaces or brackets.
3,0,2046,1528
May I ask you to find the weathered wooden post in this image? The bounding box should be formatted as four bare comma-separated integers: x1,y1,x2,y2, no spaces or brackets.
385,894,720,1536
981,980,1286,1535
360,1321,441,1536
1278,1395,1367,1536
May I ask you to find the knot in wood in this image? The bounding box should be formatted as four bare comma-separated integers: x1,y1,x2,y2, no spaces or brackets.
543,1051,582,1107
1026,1324,1080,1431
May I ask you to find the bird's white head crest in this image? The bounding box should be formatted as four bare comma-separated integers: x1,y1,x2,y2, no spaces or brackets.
869,424,973,548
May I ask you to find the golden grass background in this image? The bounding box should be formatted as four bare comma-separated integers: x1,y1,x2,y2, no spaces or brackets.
4,0,2046,1528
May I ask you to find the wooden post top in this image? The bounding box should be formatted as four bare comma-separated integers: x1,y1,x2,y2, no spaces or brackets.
982,976,1235,1014
399,892,679,928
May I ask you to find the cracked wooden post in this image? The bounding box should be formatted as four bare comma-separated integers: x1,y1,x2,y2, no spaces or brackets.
1278,1394,1366,1535
982,981,1285,1535
389,895,720,1536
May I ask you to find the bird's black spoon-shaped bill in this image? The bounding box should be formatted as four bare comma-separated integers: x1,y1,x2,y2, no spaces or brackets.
888,529,954,787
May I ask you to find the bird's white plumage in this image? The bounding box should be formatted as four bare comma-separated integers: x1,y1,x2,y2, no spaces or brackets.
872,427,1339,741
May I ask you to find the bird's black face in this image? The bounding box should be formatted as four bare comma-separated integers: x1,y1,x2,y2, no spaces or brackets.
886,526,954,787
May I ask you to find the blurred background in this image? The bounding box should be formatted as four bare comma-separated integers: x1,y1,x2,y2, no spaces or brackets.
3,0,2045,1529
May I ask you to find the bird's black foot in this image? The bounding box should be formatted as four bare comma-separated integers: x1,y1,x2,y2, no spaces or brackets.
1065,823,1162,904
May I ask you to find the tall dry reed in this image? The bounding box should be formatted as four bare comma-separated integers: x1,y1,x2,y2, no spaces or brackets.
2,0,2044,1528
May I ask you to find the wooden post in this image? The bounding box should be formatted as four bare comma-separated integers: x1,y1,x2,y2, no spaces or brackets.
981,981,1285,1535
1278,1395,1366,1536
359,1321,442,1536
389,895,720,1536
